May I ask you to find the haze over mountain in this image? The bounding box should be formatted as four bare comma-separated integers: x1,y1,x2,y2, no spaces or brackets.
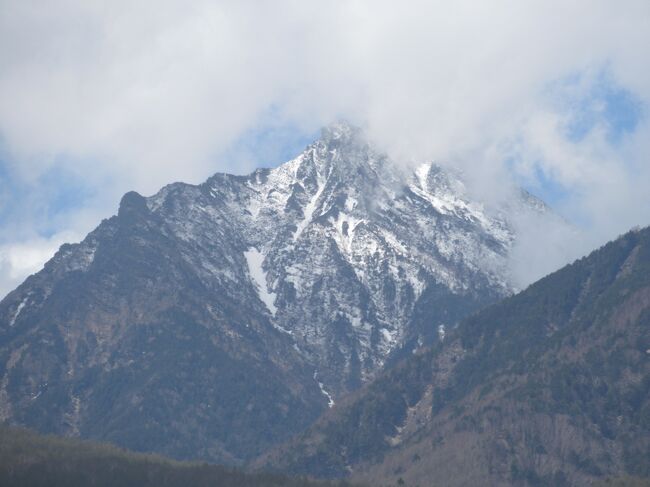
262,226,650,486
0,123,567,464
0,4,647,487
2,2,649,304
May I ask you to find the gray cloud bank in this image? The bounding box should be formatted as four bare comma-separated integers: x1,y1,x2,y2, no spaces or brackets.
0,0,649,295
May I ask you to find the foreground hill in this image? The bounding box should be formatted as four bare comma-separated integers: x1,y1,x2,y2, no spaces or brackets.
0,123,558,463
0,426,355,487
260,227,650,486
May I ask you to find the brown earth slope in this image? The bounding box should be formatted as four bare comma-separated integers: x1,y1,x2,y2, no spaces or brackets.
260,227,650,487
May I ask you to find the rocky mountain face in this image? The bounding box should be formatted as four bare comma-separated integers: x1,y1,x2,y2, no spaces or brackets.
262,227,650,486
0,122,548,463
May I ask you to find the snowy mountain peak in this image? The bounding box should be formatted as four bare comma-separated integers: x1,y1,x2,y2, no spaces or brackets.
320,119,362,143
2,124,552,407
191,127,548,392
174,126,547,395
0,123,567,465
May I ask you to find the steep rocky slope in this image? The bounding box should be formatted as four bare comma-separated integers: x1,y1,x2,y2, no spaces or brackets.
0,122,550,463
0,190,325,463
262,227,650,486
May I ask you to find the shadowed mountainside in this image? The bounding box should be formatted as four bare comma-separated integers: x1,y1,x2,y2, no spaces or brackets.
260,226,650,487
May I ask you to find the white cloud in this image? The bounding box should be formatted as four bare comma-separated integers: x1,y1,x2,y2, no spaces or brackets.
0,0,649,295
0,231,81,297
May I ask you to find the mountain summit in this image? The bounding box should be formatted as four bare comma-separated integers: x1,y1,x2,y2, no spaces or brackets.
0,122,552,463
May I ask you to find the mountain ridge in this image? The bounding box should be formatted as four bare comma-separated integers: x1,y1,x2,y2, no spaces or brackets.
0,122,563,464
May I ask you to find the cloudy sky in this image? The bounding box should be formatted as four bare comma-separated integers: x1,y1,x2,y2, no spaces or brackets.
1,0,649,297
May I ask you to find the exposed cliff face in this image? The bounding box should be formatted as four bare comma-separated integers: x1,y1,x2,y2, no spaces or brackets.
263,227,650,487
0,122,550,463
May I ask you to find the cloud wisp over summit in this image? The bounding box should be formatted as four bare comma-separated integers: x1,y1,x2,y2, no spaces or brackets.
0,0,649,296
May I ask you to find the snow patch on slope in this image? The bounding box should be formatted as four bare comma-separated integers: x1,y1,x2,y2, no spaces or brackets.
9,296,28,327
314,371,335,408
438,324,446,341
293,172,327,242
244,248,277,315
246,191,262,219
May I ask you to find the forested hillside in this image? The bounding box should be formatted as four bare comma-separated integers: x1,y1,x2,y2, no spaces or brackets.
261,227,650,486
0,426,356,487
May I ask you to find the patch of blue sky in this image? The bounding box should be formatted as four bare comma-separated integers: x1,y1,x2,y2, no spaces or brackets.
0,160,28,230
0,154,95,240
0,162,14,223
35,163,95,237
517,69,645,215
506,151,569,210
529,165,568,206
216,107,320,175
554,70,645,144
